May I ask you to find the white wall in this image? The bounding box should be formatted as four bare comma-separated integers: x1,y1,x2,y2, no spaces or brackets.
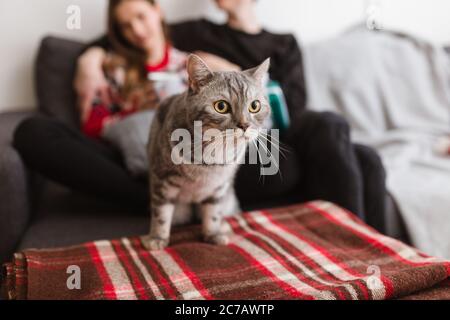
1,0,449,113
0,0,108,113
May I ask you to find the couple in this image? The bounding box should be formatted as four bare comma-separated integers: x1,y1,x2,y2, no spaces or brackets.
13,0,386,226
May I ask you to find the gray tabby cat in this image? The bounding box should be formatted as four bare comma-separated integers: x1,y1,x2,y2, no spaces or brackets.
142,54,271,251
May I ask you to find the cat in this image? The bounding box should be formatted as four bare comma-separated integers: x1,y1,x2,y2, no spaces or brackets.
102,52,161,112
142,54,271,251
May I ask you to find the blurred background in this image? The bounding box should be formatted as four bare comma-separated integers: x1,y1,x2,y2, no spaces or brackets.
0,0,449,264
1,0,450,113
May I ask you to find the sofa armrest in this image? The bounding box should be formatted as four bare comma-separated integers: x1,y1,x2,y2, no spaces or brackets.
0,111,36,264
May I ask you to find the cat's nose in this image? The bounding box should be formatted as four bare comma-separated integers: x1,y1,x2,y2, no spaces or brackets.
237,123,250,131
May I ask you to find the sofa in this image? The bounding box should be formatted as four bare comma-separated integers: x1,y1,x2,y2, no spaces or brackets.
0,36,409,265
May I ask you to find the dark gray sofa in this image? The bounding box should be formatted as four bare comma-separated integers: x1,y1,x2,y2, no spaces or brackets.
0,36,409,265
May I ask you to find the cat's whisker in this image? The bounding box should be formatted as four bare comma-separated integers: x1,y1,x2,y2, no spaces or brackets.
257,132,291,154
256,137,277,168
251,139,266,184
257,133,288,159
256,136,283,181
256,135,278,161
257,133,290,154
257,132,288,151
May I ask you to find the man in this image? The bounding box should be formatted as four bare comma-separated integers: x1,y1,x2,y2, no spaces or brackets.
171,0,306,126
75,0,387,226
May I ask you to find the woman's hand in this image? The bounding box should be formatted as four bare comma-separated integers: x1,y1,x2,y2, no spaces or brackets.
194,51,241,72
74,47,110,123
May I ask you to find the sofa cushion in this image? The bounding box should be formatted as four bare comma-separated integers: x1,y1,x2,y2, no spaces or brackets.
0,111,36,264
35,36,84,129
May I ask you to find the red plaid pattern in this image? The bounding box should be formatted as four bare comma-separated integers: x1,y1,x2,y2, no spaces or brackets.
2,201,450,300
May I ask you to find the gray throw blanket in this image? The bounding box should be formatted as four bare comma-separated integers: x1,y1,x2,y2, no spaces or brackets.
304,25,450,258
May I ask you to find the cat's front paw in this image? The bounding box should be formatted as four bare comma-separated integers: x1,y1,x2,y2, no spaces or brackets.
141,236,169,251
204,233,230,246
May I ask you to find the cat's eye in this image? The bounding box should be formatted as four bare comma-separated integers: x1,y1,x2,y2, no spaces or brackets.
213,100,231,114
249,100,262,113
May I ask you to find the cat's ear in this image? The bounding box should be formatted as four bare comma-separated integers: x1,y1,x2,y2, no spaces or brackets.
187,54,214,93
244,58,271,85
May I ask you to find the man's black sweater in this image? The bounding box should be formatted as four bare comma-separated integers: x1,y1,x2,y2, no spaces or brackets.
88,19,307,123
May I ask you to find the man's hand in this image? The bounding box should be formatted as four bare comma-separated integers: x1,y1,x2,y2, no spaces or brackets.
74,47,111,123
194,51,241,72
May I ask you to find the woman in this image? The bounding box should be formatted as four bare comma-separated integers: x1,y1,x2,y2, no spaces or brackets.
75,0,242,131
13,0,299,212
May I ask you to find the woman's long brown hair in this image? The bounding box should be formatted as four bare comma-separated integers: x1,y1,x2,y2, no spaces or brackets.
107,0,170,82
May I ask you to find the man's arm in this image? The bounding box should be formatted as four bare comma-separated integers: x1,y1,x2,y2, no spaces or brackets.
171,20,307,118
271,35,307,125
170,20,241,72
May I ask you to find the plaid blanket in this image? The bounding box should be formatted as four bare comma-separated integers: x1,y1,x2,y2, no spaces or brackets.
2,201,450,300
